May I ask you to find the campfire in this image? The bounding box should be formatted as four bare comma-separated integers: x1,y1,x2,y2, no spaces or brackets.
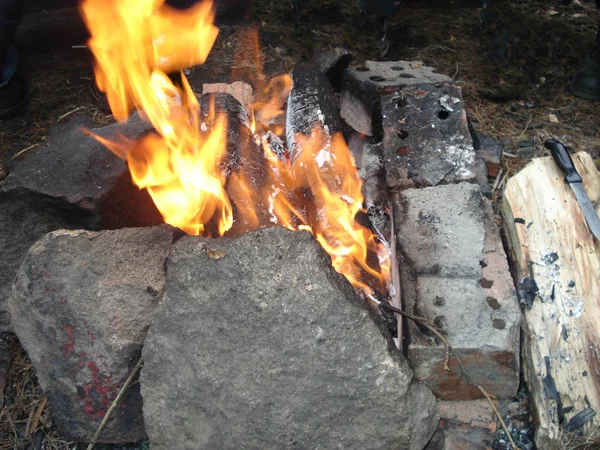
79,0,391,300
0,0,529,447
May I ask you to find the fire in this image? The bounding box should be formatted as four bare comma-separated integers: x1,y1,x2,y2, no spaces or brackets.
80,0,390,297
80,0,231,236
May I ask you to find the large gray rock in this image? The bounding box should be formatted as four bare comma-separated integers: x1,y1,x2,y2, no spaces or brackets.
8,225,181,443
395,183,520,400
0,115,162,330
142,226,439,450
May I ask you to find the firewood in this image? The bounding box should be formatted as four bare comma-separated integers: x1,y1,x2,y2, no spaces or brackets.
501,152,600,449
286,66,342,163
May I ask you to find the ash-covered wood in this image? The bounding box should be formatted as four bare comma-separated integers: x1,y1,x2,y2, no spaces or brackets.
199,92,255,173
198,92,303,236
502,152,600,448
286,66,342,163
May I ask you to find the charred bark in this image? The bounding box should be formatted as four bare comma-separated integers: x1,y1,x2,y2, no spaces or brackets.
285,66,342,163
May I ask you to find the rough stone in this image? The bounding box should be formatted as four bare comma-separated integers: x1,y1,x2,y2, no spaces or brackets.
340,60,451,136
8,225,180,443
142,226,439,450
395,183,520,400
0,115,162,330
382,84,477,188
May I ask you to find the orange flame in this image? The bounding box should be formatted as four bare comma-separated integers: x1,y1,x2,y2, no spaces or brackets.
80,0,232,236
80,0,390,297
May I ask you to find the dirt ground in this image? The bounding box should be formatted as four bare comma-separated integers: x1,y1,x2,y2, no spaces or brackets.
0,0,599,448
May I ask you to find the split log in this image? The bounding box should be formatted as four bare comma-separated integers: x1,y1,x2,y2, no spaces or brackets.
199,92,303,236
502,152,600,448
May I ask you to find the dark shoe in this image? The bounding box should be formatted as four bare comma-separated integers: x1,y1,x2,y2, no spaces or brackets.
0,73,27,118
570,47,600,102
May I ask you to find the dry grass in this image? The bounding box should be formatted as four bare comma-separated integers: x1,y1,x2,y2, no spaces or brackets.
0,341,75,450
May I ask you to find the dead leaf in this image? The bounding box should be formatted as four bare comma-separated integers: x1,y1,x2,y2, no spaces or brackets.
207,248,226,260
548,113,559,123
547,9,559,15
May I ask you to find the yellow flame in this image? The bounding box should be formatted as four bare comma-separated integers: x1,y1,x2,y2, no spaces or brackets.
80,0,390,296
81,0,232,236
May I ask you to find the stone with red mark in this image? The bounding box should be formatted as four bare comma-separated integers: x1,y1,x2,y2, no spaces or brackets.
8,224,181,443
395,184,520,400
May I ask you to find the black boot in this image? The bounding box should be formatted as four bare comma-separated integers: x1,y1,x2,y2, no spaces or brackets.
571,46,600,102
0,45,27,118
0,73,26,118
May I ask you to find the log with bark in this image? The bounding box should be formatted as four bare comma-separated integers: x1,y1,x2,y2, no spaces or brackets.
502,151,600,449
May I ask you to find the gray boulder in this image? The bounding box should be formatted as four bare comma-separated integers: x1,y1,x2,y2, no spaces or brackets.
142,226,439,450
0,115,161,330
8,225,181,443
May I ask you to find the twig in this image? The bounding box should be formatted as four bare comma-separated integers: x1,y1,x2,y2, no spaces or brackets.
451,62,459,81
376,300,519,450
492,168,504,192
58,106,85,122
86,358,144,450
518,117,532,140
25,396,47,435
11,144,38,160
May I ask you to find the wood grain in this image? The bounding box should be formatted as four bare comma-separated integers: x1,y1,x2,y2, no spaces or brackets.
502,152,600,449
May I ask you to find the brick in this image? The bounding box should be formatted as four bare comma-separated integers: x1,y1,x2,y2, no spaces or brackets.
425,419,496,450
340,60,451,136
382,84,476,188
395,183,520,400
439,400,495,431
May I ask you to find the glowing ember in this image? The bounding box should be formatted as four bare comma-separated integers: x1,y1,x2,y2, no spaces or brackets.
80,0,390,297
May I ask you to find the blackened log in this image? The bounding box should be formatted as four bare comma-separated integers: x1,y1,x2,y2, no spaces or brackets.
285,66,342,163
198,93,303,236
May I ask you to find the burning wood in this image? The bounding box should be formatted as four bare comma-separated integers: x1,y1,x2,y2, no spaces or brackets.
286,66,342,163
79,0,391,300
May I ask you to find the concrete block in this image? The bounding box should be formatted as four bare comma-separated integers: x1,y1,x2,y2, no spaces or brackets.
382,84,477,188
340,60,451,136
395,183,520,400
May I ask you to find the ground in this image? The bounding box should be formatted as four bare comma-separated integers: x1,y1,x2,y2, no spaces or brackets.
0,0,599,448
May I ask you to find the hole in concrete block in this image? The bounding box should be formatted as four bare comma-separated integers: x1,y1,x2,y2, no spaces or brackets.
355,66,369,72
390,66,404,71
433,296,445,307
396,146,410,156
398,73,415,78
438,110,450,120
492,318,506,330
480,278,494,289
369,76,386,82
434,315,446,330
486,297,501,310
397,129,409,140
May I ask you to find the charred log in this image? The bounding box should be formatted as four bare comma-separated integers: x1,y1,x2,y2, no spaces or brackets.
286,66,342,163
